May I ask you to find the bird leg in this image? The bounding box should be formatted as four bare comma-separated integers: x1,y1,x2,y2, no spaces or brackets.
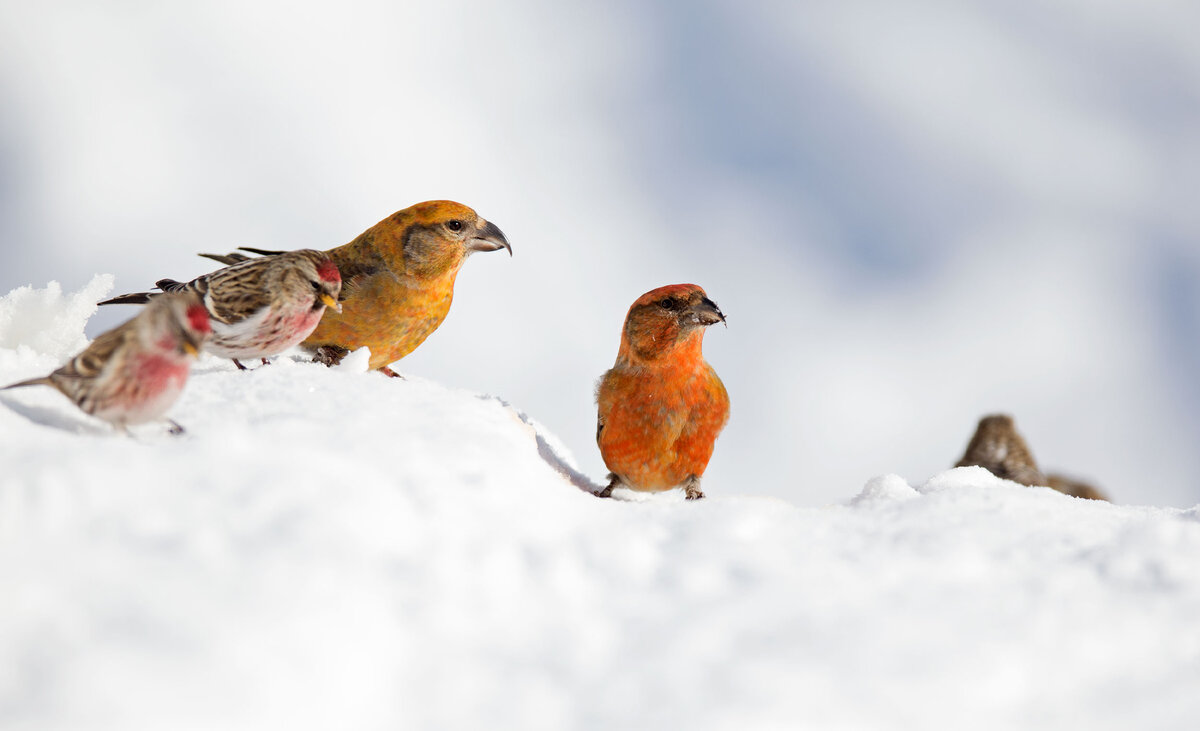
595,473,621,498
312,345,350,368
683,475,705,500
260,358,271,366
166,419,186,436
378,366,404,379
232,359,249,371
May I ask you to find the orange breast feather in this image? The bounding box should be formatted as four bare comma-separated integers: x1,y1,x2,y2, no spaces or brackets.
598,359,729,491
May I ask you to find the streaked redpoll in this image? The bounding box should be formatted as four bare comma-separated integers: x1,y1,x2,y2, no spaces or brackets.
100,249,342,370
3,292,212,433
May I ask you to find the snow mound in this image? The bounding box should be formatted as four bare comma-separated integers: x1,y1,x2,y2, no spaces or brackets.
851,472,919,503
2,280,1200,730
0,275,113,361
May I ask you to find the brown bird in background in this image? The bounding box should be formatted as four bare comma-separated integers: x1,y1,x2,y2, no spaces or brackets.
201,201,510,377
955,413,1110,501
1046,473,1110,502
955,414,1046,486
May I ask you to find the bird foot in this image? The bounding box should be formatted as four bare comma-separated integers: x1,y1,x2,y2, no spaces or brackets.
313,345,350,368
232,358,272,371
595,475,619,498
684,476,705,500
166,419,186,436
379,366,404,379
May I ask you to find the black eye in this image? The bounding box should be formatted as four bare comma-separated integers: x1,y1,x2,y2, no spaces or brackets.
311,280,322,291
446,220,464,232
659,298,681,310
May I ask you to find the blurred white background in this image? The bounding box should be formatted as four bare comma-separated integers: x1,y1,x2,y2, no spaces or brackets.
1,0,1197,506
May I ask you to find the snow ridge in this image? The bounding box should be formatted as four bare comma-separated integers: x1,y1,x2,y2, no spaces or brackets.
2,277,1199,731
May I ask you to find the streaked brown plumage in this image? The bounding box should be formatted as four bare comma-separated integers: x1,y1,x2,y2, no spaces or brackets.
3,292,211,433
956,414,1046,486
100,249,341,370
955,414,1110,501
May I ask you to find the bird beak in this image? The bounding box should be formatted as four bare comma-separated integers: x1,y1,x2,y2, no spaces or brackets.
692,297,727,328
466,220,512,256
183,341,200,357
320,293,342,313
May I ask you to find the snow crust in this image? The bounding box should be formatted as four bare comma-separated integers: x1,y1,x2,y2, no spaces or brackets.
2,278,1199,730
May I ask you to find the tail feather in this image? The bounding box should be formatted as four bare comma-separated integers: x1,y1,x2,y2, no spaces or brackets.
197,247,284,266
238,247,285,256
154,278,188,293
98,292,154,306
198,252,251,265
2,375,53,390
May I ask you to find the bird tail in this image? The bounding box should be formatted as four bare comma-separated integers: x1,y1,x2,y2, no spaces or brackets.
198,252,251,265
98,292,155,306
2,375,53,390
197,246,285,266
237,246,285,256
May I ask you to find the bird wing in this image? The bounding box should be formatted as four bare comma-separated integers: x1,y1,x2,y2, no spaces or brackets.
200,258,277,324
62,325,132,380
328,249,384,302
46,320,135,406
154,277,207,295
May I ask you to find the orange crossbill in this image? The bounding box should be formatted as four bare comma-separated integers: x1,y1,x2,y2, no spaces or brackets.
595,284,729,500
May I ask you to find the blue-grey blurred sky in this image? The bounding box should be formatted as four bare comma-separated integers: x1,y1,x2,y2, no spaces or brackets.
1,0,1197,505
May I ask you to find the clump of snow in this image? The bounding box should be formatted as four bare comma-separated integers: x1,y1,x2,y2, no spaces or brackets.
851,472,919,504
330,345,372,374
919,464,1013,493
2,280,1200,730
0,275,113,360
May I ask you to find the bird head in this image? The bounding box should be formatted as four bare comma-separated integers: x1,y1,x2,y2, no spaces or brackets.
149,292,211,357
363,200,511,280
281,250,344,312
619,284,725,363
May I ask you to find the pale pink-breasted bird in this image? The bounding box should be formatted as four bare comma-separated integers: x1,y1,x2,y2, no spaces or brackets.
3,292,212,433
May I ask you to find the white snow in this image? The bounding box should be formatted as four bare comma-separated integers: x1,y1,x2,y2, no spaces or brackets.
2,278,1199,730
0,275,114,367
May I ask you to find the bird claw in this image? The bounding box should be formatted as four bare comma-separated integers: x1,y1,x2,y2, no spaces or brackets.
313,345,350,368
684,476,705,500
167,419,186,436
